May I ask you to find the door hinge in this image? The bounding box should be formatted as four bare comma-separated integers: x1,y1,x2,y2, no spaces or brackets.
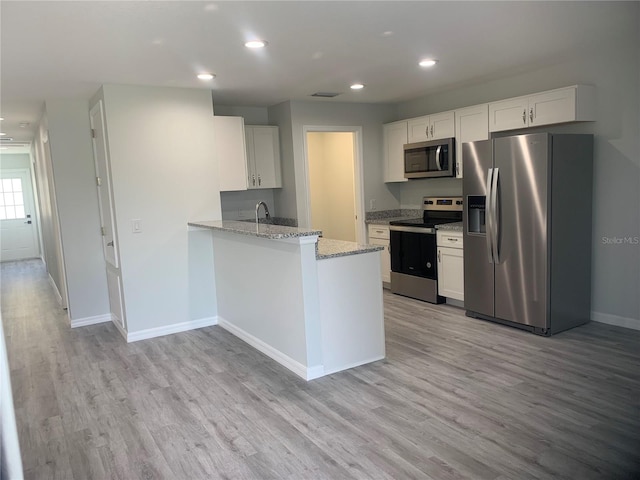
101,226,106,236
91,128,96,138
96,176,102,186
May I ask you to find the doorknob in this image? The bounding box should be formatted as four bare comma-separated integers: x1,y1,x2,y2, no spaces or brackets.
107,241,114,247
24,220,32,224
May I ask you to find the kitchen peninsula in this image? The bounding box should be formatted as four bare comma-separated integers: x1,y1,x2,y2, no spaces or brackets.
188,220,386,380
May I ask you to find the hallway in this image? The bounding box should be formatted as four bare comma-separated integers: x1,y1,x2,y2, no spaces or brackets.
2,259,640,479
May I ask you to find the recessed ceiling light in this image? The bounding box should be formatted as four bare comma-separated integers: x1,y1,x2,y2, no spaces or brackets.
350,83,365,90
245,40,267,49
419,59,438,68
0,117,4,121
0,132,6,136
197,73,215,80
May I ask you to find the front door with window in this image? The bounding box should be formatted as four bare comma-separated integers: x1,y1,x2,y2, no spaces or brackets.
0,169,39,261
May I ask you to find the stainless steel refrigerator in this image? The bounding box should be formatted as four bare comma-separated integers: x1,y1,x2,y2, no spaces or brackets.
463,133,593,335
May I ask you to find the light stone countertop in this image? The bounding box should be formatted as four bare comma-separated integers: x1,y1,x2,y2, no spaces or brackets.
188,220,321,239
316,238,384,260
436,221,464,232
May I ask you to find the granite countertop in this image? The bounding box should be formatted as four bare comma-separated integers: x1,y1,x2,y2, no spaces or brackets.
188,220,321,239
365,209,422,225
436,221,463,232
316,238,384,260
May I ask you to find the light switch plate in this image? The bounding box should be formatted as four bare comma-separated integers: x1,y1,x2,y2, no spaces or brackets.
132,219,142,233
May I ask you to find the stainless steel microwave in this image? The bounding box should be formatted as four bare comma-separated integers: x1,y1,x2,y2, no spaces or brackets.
404,138,455,179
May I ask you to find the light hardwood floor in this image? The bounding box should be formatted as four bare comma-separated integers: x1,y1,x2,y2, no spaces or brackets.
2,259,639,479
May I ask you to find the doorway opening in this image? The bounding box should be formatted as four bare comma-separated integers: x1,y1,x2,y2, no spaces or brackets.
304,127,364,243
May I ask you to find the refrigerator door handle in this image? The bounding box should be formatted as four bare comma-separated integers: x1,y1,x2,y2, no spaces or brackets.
491,167,500,263
485,168,494,264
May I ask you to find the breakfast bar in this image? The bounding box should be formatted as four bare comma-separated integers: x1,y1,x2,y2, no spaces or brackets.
188,220,386,380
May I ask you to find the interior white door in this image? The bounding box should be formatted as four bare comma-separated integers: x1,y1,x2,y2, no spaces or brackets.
0,169,39,261
90,100,126,331
90,101,118,268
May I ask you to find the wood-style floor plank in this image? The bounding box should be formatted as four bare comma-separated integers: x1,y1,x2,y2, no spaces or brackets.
2,259,639,479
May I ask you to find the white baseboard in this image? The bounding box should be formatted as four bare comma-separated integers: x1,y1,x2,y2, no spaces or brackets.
70,313,112,328
218,317,323,381
126,316,218,343
322,355,386,378
591,311,640,331
48,274,62,307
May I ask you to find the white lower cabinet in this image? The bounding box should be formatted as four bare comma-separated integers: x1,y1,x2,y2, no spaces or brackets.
368,224,391,283
437,230,464,301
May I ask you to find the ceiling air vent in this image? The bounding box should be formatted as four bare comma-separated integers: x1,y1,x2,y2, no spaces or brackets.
310,92,341,98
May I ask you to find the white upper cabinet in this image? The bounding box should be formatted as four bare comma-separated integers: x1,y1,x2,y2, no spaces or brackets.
215,116,248,192
454,104,489,178
489,85,596,132
215,118,282,191
245,126,281,189
383,120,408,183
407,111,455,143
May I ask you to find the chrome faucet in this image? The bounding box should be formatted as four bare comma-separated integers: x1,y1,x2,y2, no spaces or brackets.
255,201,271,224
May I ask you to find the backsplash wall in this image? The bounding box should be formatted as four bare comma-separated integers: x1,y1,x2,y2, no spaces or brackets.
399,177,463,208
220,189,276,220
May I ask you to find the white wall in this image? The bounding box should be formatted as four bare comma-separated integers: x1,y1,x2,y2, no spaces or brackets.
0,153,30,170
394,4,639,324
308,132,356,241
268,101,298,219
98,85,220,333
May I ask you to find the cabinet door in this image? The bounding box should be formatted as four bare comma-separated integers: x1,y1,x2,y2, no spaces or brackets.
528,87,576,127
369,236,391,283
248,126,281,189
489,96,529,132
383,121,408,183
455,104,489,178
407,116,430,143
215,116,248,191
429,111,455,140
437,246,464,301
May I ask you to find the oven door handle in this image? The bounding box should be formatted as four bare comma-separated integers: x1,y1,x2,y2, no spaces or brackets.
485,168,495,264
389,225,436,234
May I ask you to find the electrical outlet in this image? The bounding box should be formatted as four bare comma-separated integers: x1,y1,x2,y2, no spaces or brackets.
369,199,376,210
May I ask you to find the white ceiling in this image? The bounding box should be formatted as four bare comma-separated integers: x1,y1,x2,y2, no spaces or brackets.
0,1,630,147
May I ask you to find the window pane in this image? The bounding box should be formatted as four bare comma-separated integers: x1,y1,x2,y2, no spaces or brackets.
0,194,4,207
2,179,12,192
14,205,25,219
4,193,14,206
12,178,23,192
14,191,24,207
0,207,5,220
5,206,16,219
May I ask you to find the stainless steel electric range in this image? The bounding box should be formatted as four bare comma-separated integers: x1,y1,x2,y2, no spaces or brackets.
389,196,463,303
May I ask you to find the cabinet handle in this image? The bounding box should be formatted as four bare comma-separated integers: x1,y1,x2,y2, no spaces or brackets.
456,162,459,177
447,237,459,242
529,107,534,123
430,125,434,137
252,174,256,186
438,250,441,262
258,174,261,186
522,109,527,124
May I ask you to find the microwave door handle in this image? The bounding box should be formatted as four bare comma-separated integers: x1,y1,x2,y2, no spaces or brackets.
485,168,494,264
435,146,442,170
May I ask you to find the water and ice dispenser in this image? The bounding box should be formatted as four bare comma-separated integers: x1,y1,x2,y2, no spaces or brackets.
467,196,486,234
